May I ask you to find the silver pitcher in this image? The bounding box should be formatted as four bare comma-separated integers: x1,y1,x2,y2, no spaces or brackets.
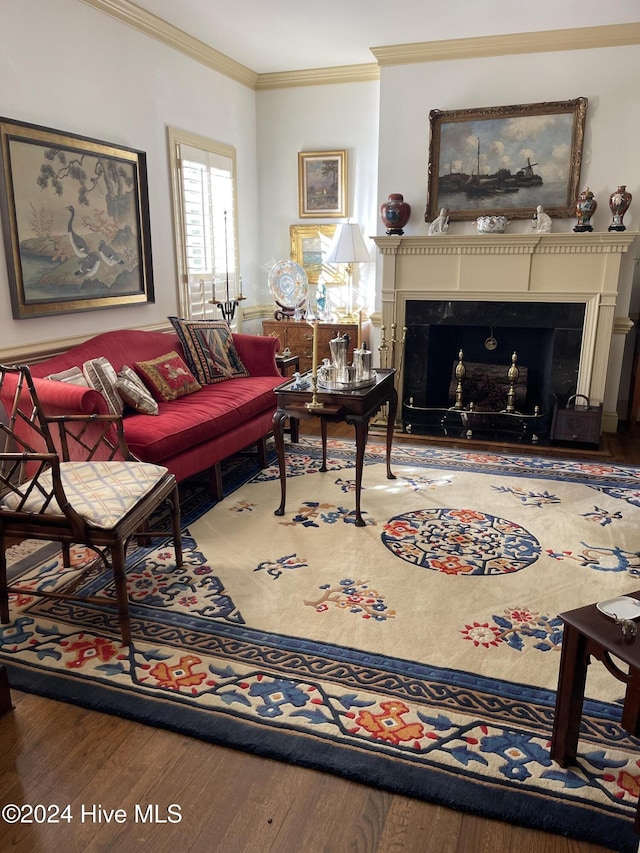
353,344,372,382
329,333,350,381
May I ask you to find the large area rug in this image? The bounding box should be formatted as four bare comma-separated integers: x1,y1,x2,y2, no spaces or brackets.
3,437,640,851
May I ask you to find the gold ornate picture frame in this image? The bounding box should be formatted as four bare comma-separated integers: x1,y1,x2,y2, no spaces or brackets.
289,224,344,286
298,150,347,218
0,117,154,318
425,98,587,222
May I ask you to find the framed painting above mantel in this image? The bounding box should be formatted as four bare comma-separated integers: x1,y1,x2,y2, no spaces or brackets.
425,97,588,223
0,117,154,319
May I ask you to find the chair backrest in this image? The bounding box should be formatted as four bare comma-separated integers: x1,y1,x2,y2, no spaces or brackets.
0,364,54,457
0,363,76,527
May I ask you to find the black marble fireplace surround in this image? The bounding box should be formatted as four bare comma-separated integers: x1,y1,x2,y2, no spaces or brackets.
402,299,585,439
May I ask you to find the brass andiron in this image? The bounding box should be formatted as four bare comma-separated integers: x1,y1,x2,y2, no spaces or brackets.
453,349,466,410
379,325,389,368
505,352,519,413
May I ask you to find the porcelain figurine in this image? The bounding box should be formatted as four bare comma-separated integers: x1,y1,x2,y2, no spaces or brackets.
428,208,449,235
531,205,552,233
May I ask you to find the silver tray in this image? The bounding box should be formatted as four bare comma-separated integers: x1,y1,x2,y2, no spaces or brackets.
317,374,376,391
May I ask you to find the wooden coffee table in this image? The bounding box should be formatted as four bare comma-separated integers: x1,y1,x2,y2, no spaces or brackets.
272,368,397,527
550,592,640,830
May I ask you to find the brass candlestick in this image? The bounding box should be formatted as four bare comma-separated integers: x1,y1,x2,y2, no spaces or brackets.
306,318,323,410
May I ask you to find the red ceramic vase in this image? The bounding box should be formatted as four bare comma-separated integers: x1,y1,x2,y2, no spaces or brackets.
608,185,632,232
380,193,411,235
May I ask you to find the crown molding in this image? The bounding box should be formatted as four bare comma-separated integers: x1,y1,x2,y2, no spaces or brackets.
79,0,258,88
77,3,640,89
256,63,380,90
371,23,640,66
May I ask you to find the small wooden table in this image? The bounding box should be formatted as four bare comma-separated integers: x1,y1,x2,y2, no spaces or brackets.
273,368,397,527
550,593,640,830
0,665,12,717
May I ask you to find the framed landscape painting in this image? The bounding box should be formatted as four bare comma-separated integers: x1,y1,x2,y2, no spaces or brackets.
425,98,588,222
0,117,154,319
298,150,347,218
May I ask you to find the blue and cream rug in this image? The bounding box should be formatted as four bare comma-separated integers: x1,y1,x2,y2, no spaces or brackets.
3,438,640,852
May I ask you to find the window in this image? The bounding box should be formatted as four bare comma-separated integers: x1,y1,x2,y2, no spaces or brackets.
168,127,239,321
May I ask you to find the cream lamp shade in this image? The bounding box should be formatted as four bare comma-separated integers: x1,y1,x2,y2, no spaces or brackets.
325,223,370,322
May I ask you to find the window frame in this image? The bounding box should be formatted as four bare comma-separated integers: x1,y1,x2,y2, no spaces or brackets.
167,126,240,320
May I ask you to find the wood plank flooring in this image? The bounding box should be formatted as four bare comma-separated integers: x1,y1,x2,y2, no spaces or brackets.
2,423,638,853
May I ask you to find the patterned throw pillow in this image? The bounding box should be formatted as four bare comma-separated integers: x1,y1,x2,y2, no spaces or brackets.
82,357,123,414
135,351,201,402
116,366,159,415
168,316,250,384
45,366,90,387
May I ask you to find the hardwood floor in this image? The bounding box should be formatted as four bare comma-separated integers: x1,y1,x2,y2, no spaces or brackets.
2,423,638,853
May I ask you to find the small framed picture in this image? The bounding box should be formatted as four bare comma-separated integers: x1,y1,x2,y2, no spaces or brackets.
298,150,347,218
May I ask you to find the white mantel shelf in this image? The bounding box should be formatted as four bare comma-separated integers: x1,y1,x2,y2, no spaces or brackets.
373,231,640,433
373,232,639,254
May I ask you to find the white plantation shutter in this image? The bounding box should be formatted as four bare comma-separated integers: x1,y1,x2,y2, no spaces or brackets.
168,129,239,321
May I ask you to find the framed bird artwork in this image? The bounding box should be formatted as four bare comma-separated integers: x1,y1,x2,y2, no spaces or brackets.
0,117,154,318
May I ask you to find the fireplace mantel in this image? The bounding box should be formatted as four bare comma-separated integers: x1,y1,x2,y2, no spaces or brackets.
373,232,639,432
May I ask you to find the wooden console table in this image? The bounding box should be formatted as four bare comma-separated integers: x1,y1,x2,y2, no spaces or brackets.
272,369,397,527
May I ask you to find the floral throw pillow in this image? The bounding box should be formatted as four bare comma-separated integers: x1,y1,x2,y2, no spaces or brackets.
135,351,201,402
168,317,250,384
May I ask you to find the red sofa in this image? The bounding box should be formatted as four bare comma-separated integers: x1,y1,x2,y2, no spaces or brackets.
17,328,282,498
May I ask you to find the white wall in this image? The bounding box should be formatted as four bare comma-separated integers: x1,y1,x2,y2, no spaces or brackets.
376,46,640,414
0,0,259,351
254,80,380,332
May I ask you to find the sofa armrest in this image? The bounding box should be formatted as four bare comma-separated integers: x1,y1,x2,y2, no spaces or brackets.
30,377,110,417
232,333,280,377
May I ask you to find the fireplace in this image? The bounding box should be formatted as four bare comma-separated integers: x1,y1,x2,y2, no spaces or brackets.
373,232,638,438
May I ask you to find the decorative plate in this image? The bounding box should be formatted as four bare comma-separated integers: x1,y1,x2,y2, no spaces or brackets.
268,260,308,308
596,595,640,621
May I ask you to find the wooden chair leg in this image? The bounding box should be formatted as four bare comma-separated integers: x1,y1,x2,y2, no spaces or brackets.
0,537,9,625
210,463,223,500
256,436,268,469
62,543,72,568
170,486,183,568
110,543,131,646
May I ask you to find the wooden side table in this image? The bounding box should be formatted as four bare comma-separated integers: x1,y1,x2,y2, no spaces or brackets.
272,368,397,527
275,353,300,377
0,665,12,716
550,593,640,830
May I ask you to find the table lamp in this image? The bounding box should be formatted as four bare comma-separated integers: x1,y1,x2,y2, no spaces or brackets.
325,222,371,323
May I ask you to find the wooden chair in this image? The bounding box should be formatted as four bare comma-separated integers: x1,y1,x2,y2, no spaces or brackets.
0,364,183,646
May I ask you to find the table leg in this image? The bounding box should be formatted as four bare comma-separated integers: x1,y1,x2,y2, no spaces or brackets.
273,409,288,517
550,623,589,766
320,418,328,472
352,417,368,527
386,386,398,481
622,672,640,736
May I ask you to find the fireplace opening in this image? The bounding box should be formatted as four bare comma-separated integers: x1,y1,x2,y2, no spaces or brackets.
402,300,585,441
